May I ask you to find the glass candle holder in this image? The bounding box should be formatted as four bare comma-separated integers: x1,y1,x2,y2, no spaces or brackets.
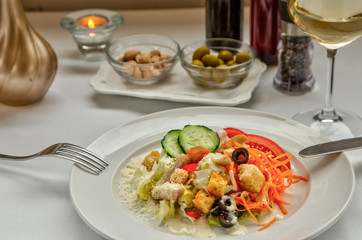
61,9,124,61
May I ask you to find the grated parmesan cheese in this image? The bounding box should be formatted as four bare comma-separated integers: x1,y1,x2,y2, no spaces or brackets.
117,156,159,223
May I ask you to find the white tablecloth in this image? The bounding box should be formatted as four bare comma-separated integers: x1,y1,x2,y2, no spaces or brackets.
0,8,361,240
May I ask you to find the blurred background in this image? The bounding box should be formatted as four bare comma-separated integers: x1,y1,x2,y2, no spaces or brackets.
22,0,250,11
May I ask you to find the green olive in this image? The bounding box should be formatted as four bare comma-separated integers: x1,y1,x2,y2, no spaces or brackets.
218,58,225,65
226,59,237,66
201,54,219,67
192,59,204,67
235,52,251,64
214,65,229,83
218,50,234,63
192,46,210,60
216,64,228,68
201,68,213,81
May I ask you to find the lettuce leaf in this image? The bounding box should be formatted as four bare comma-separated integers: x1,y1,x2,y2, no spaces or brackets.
158,200,176,224
177,188,197,223
197,153,226,173
178,188,194,208
238,211,260,225
208,216,222,227
135,153,176,200
193,169,212,190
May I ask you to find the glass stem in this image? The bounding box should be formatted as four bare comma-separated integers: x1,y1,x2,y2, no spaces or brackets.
319,49,339,121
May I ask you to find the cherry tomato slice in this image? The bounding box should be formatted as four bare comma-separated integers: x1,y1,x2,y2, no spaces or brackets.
223,127,246,138
244,134,285,157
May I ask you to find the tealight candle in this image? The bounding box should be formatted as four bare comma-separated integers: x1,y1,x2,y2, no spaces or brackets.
61,9,123,61
76,15,108,29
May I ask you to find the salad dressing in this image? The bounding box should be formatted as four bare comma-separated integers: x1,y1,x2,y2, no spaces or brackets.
225,222,248,236
258,206,284,225
164,216,216,238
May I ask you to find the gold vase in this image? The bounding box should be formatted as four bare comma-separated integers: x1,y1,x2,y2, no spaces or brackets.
0,0,57,106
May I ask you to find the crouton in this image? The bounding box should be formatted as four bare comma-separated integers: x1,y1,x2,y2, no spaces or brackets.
229,134,248,144
237,164,265,193
151,182,185,200
142,151,160,170
193,189,215,214
215,135,248,154
157,154,189,186
207,171,228,197
170,168,189,184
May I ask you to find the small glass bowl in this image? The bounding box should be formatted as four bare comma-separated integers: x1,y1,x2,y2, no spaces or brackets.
180,38,255,88
106,34,180,85
61,9,124,61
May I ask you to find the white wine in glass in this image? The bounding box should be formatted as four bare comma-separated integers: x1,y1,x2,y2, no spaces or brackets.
288,0,362,140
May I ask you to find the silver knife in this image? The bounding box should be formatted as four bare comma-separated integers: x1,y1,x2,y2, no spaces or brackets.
299,136,362,157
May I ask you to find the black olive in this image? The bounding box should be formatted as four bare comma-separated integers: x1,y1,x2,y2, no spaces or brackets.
219,213,235,228
219,197,233,212
210,205,223,217
235,205,244,218
211,200,219,208
231,148,249,165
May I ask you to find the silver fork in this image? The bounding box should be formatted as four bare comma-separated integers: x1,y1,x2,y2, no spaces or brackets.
0,143,108,175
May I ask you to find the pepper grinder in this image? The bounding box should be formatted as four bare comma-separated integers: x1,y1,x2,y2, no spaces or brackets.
205,0,244,41
273,0,315,95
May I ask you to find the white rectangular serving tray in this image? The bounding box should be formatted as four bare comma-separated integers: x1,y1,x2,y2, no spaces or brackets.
89,59,266,106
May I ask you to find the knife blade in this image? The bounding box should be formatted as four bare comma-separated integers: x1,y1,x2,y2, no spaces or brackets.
299,136,362,157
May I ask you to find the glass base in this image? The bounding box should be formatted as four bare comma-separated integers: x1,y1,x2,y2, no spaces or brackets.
292,108,362,141
79,51,106,61
77,43,107,61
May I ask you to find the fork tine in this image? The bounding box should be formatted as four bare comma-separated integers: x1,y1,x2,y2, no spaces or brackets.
61,143,108,167
57,148,105,171
55,152,102,175
57,143,108,175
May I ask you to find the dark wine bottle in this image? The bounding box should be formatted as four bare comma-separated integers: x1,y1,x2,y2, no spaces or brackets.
250,0,280,65
206,0,244,41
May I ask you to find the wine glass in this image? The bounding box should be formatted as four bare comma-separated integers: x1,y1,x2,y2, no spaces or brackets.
287,0,362,140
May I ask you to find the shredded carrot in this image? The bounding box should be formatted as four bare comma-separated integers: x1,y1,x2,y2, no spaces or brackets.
293,175,309,182
239,192,260,224
224,151,233,157
227,143,308,227
258,217,277,231
275,200,288,215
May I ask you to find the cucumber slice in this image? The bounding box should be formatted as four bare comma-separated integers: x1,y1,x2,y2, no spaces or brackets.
178,125,220,152
161,129,184,158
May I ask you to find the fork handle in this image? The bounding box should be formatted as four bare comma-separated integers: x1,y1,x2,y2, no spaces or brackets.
0,153,37,160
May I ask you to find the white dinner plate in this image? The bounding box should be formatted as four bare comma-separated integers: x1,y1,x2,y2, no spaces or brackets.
70,107,355,240
89,60,266,106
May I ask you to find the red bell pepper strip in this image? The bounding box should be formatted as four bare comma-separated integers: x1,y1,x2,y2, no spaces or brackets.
180,163,198,173
185,211,202,220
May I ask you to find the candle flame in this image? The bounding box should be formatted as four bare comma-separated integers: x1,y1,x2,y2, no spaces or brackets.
77,15,108,29
88,19,95,29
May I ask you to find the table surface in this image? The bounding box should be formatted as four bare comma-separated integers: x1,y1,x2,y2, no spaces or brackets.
1,8,362,240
